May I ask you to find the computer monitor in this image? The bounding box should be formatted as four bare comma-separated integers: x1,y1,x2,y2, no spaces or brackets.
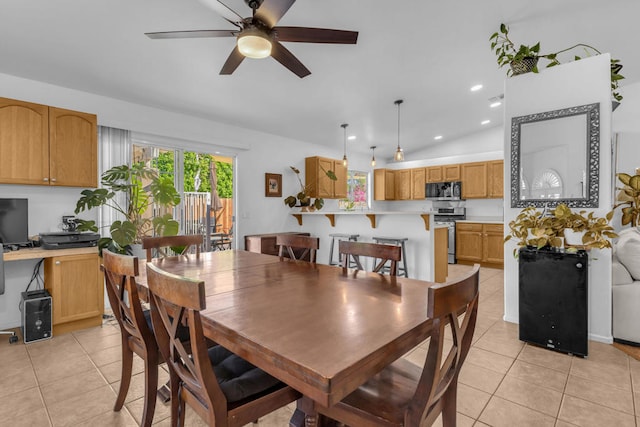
0,198,29,246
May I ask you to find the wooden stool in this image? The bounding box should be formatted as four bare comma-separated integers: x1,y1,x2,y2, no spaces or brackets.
372,237,409,277
328,233,359,266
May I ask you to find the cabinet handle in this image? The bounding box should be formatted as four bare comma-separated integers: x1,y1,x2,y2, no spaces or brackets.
51,178,56,182
576,263,583,269
55,261,61,265
43,177,49,182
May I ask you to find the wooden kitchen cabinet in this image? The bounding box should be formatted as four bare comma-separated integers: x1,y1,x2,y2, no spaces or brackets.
44,253,104,335
443,164,461,181
461,162,488,198
426,166,443,183
305,156,347,199
456,222,504,268
487,160,504,198
411,168,426,199
0,97,97,187
374,168,396,200
395,169,411,200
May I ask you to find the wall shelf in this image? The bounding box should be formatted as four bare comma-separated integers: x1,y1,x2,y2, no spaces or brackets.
290,211,432,231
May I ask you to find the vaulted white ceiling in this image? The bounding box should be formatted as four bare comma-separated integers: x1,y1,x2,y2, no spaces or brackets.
1,0,637,159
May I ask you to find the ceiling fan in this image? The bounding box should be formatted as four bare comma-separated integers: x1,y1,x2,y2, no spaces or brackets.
145,0,359,78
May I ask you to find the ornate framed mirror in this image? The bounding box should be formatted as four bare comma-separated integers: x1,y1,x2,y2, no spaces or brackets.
510,103,600,208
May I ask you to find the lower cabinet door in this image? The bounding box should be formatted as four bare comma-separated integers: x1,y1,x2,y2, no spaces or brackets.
45,254,103,326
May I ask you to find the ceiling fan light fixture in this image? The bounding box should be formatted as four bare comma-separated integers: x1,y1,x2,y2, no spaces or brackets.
237,28,272,59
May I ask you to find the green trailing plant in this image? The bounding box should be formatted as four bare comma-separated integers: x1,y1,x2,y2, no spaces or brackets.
505,204,616,256
490,23,625,101
613,172,640,227
74,163,181,254
284,165,336,210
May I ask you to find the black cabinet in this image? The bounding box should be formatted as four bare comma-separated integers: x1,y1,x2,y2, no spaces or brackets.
518,247,588,357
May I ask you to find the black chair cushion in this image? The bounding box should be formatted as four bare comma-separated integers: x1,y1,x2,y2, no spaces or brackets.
208,345,282,403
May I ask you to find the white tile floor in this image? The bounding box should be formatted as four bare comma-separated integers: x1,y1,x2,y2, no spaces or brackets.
1,264,638,426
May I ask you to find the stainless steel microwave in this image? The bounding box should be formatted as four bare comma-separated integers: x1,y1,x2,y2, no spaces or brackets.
425,181,462,200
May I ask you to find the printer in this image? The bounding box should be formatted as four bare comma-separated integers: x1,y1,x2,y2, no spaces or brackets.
39,232,100,249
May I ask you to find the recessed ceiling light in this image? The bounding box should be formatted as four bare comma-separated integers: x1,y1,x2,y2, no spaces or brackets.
434,135,443,140
470,84,483,92
490,101,502,108
347,135,356,141
481,119,491,125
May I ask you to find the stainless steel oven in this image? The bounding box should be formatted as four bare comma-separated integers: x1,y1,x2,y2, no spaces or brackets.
433,207,466,264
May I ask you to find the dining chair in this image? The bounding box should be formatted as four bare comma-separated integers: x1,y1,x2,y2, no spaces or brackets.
211,224,234,251
303,264,480,427
142,234,203,262
145,262,301,427
102,249,162,427
339,241,402,275
276,234,320,262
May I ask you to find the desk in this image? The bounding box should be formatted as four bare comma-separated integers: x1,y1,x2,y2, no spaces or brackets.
138,250,435,416
2,246,102,334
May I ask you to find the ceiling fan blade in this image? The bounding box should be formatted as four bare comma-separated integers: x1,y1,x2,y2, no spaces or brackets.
220,46,246,75
145,30,236,39
199,0,244,26
270,41,310,78
254,0,296,27
274,27,358,44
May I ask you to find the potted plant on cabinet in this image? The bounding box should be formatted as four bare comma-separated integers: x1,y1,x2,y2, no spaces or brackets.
74,163,181,255
489,23,625,103
505,203,616,256
284,165,337,211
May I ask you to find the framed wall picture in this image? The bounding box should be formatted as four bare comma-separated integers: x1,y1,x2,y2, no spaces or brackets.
265,173,282,197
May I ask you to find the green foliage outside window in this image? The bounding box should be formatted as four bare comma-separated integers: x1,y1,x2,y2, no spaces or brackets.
153,151,233,198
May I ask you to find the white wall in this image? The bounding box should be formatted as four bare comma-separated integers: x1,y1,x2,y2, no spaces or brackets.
503,55,614,343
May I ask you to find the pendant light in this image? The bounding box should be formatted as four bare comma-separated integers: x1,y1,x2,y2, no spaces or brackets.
341,123,348,167
394,99,404,162
370,146,377,167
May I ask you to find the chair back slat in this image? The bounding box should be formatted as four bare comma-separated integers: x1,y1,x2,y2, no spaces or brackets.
142,234,203,262
338,241,401,275
276,234,319,263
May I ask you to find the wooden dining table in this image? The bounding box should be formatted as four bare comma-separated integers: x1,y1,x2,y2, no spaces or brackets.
136,249,437,424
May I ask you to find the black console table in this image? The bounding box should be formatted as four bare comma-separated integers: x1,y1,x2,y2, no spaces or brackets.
518,247,588,357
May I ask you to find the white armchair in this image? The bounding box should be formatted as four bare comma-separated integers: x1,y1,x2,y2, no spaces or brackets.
612,228,640,345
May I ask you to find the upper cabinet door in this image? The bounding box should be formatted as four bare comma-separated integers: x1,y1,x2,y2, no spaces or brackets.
426,166,443,183
0,98,50,184
461,162,488,198
332,160,347,199
411,168,426,199
49,107,97,187
487,160,504,198
443,164,461,181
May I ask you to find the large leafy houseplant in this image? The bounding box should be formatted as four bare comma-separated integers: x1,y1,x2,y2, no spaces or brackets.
490,23,624,102
284,166,337,210
74,164,181,254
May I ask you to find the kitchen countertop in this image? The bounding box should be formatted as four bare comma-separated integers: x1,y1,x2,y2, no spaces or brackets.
458,216,504,224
